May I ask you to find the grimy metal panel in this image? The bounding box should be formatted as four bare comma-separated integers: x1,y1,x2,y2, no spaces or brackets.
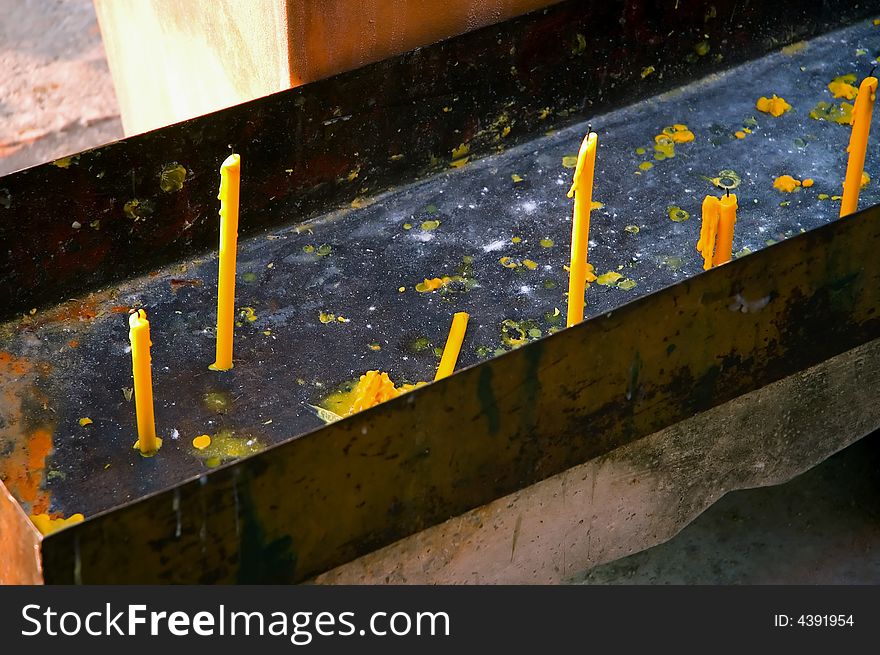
37,205,880,583
2,0,880,584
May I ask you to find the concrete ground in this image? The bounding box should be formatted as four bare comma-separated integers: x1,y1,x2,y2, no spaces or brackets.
1,0,878,584
0,0,122,176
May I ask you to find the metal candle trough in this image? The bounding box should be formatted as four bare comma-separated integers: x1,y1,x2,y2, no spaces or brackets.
2,0,880,584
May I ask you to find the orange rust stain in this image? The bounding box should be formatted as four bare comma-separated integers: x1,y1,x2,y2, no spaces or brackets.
0,351,53,514
67,339,79,349
111,305,131,314
0,351,29,377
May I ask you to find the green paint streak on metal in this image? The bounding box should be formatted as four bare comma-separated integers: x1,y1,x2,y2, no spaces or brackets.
236,482,297,583
522,341,543,430
627,352,642,402
477,366,500,434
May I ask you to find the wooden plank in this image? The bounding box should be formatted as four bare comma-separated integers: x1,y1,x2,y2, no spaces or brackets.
94,0,558,134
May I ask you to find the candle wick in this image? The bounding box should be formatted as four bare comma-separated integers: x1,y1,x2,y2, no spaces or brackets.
726,188,730,197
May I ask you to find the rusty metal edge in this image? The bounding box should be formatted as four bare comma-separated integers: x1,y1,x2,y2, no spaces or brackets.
0,480,43,584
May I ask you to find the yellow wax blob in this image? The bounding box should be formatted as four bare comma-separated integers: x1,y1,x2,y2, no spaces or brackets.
667,205,690,222
323,371,426,417
862,171,871,188
193,434,212,450
639,161,654,170
802,178,815,188
809,101,854,124
756,95,792,117
522,259,539,270
78,417,93,427
30,513,85,536
597,271,623,285
415,276,453,292
666,124,695,142
734,131,746,139
773,175,802,192
828,74,859,100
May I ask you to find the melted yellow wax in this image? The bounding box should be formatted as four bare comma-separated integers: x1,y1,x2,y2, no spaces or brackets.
809,101,854,124
828,74,859,100
416,276,454,292
649,124,695,161
193,430,263,467
193,434,212,450
30,513,84,536
862,172,871,188
597,271,623,285
756,95,792,117
322,371,425,417
773,175,802,192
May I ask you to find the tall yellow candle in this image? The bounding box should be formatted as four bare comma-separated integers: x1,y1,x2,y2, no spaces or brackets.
840,75,878,218
697,195,720,270
713,192,737,266
210,154,241,371
129,309,162,455
435,312,470,381
566,130,598,327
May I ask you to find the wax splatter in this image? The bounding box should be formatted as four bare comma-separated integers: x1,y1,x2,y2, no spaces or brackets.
193,434,212,450
708,169,741,190
415,277,454,292
756,95,792,117
159,163,187,193
667,206,690,222
78,417,92,427
320,372,425,417
30,513,84,535
192,430,263,467
828,74,859,100
773,175,802,192
597,271,623,286
809,101,854,124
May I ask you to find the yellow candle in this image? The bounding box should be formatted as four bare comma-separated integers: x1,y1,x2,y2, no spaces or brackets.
840,75,878,218
566,130,598,327
697,195,720,270
435,312,470,381
210,154,241,371
129,309,162,455
713,192,737,266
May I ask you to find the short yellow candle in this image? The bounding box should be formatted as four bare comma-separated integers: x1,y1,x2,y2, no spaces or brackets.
566,130,598,327
713,192,737,266
210,154,241,371
129,309,162,455
840,75,878,218
435,312,470,381
697,195,720,270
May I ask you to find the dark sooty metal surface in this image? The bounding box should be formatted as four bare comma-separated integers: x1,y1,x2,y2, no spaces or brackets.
4,20,880,520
